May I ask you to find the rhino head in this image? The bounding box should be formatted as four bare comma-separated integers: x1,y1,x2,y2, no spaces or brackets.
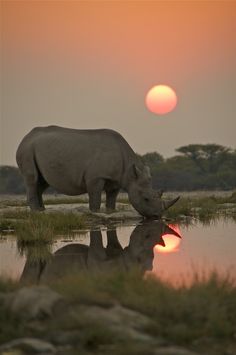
126,164,179,218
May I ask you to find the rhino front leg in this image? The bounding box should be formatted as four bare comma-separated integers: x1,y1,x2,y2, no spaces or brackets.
106,188,119,212
88,231,106,271
87,178,105,212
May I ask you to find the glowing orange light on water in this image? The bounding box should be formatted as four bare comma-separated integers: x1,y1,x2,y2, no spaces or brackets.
145,85,177,115
155,224,181,253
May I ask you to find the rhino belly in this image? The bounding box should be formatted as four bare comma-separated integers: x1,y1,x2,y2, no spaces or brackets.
36,154,87,195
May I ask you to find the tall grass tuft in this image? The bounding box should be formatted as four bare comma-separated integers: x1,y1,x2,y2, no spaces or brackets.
15,212,86,244
15,213,55,244
17,241,53,263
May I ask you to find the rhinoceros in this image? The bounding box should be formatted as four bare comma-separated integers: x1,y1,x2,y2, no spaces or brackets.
16,126,179,217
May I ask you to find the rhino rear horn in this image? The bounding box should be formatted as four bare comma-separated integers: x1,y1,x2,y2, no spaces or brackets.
132,164,143,179
157,189,164,198
163,196,180,210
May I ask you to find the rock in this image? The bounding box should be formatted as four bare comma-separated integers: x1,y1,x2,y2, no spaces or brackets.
5,286,65,320
81,304,150,329
44,202,142,221
0,350,22,355
154,346,200,355
46,204,88,214
49,330,81,346
0,338,56,353
79,304,160,343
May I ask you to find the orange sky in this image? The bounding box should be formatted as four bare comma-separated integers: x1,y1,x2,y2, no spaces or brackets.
3,1,235,82
1,1,236,165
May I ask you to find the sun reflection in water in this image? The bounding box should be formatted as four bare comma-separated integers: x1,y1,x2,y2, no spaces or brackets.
155,224,181,253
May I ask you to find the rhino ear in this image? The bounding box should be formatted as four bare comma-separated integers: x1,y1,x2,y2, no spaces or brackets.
132,164,143,179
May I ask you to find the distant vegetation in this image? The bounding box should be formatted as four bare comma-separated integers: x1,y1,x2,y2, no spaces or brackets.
139,144,236,191
0,166,25,194
1,144,236,194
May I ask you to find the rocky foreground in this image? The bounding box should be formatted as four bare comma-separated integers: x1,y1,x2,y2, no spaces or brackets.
0,276,235,355
0,285,200,355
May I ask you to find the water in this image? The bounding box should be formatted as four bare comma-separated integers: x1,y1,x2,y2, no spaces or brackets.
0,219,236,285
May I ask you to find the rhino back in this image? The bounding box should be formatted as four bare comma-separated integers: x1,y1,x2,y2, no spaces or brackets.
17,126,137,194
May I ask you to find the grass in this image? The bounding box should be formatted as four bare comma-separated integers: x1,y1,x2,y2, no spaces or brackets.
0,210,86,239
0,270,235,354
12,212,86,260
1,209,31,220
0,278,19,293
15,213,55,244
18,241,53,263
164,194,236,222
0,219,15,232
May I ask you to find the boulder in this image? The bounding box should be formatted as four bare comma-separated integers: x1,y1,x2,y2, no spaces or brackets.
0,338,56,354
78,304,161,343
4,286,65,320
155,346,200,355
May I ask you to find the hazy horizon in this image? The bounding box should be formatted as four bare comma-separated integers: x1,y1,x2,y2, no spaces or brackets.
1,1,236,166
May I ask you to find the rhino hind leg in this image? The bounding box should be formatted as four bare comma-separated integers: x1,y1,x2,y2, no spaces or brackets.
87,178,105,212
37,178,49,210
25,175,45,211
20,155,46,211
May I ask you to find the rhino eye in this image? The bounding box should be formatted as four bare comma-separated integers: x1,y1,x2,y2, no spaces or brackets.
144,197,149,202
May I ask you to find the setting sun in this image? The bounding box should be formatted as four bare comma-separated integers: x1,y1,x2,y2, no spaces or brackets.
145,85,177,115
155,224,181,253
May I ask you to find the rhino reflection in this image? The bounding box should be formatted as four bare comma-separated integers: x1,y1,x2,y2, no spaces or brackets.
20,221,181,283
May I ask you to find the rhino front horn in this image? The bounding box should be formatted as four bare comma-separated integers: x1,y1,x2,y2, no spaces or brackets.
165,225,182,239
163,196,180,210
